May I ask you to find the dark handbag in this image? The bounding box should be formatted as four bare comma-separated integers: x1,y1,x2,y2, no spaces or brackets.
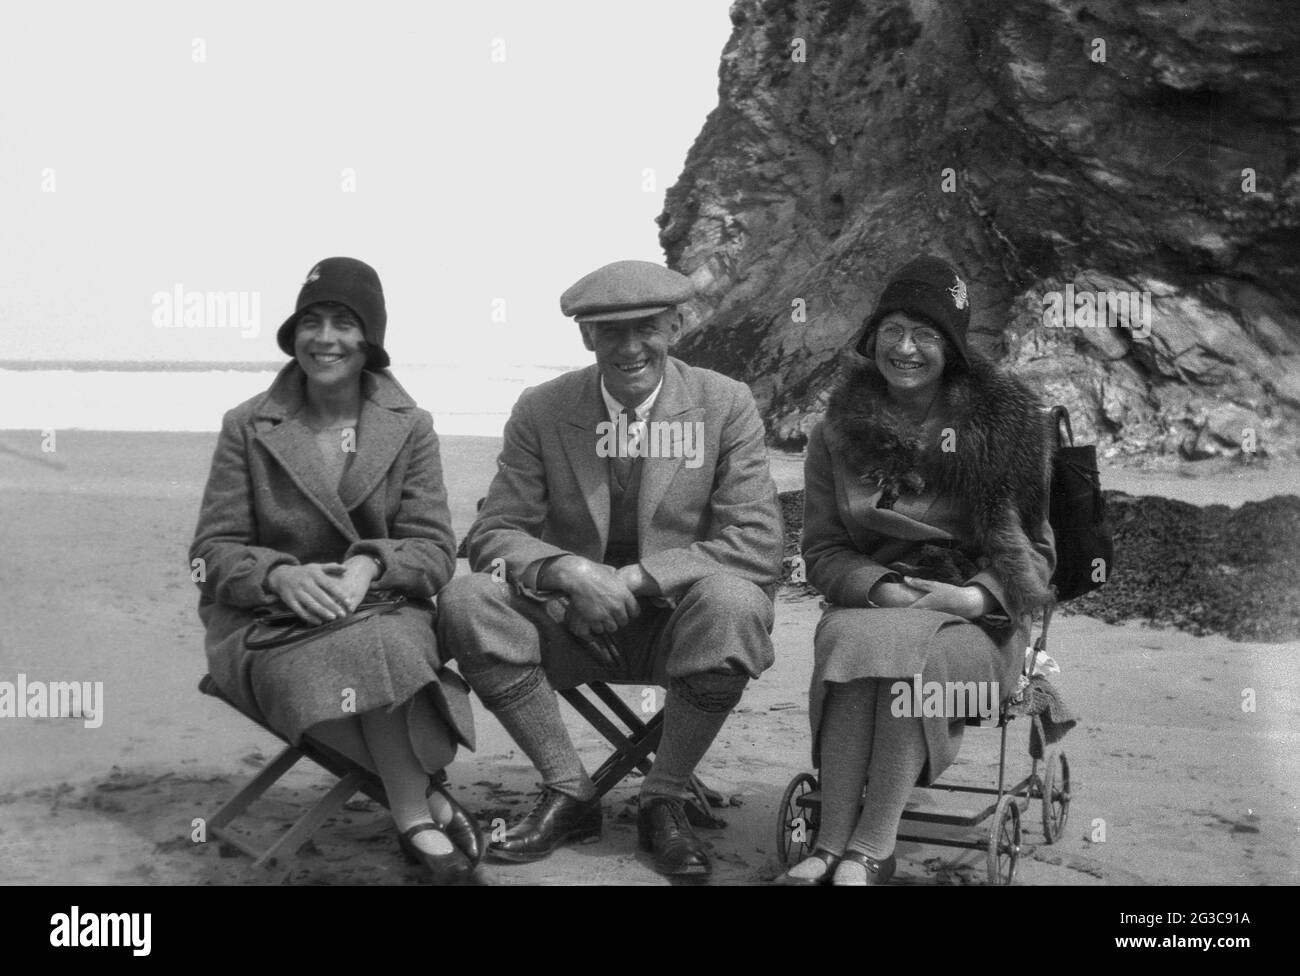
1048,406,1114,601
245,589,428,651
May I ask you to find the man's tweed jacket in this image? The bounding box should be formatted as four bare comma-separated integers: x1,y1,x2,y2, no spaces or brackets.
466,357,784,602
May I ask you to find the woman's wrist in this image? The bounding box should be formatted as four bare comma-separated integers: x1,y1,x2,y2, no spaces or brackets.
867,578,920,608
266,564,289,595
866,573,901,602
969,584,996,617
345,553,383,581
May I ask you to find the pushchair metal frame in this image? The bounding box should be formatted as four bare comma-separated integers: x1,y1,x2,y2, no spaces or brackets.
774,604,1072,885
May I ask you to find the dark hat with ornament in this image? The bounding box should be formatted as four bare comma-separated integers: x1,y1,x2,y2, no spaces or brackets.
855,255,971,368
276,257,389,369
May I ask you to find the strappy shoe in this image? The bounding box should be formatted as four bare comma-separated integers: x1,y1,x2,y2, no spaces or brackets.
397,823,476,885
427,771,486,866
774,848,842,886
832,850,896,886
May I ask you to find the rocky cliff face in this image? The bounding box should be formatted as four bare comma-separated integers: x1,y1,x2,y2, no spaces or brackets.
659,0,1300,459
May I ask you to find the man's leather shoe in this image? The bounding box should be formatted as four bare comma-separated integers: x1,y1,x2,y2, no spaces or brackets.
637,796,711,877
427,772,486,866
488,787,602,863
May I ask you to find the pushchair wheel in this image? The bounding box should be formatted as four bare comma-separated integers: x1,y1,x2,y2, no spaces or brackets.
776,772,820,867
986,794,1021,885
1040,750,1071,844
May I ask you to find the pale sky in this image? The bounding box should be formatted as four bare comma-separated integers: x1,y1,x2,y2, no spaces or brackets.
0,0,734,367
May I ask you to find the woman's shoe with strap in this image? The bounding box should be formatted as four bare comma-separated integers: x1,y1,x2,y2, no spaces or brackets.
832,850,896,886
427,771,486,866
775,848,842,886
398,823,477,885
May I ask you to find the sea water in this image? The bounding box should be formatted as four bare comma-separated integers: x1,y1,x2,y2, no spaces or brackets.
0,361,574,435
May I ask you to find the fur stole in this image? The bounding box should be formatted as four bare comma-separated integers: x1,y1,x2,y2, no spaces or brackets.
823,355,1054,617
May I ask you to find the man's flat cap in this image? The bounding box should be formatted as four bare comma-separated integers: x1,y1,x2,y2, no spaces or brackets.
560,260,694,322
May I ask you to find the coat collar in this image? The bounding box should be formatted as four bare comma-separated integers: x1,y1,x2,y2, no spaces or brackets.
823,354,1055,615
600,374,663,422
252,361,416,420
558,358,702,551
823,356,1049,511
251,362,418,539
559,358,698,434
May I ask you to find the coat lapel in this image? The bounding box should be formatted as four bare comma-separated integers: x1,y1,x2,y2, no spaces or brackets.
559,366,611,553
338,372,416,511
251,363,415,542
257,418,359,543
836,461,951,543
638,360,700,536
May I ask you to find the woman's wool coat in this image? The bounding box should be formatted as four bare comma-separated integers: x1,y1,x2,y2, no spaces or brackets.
191,363,473,759
802,357,1055,780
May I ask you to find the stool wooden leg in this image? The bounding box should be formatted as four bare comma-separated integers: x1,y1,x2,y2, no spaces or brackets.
251,769,366,871
208,746,304,831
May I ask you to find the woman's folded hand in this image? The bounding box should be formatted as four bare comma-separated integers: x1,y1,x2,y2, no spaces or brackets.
866,579,928,608
337,556,382,612
266,562,351,624
902,577,991,620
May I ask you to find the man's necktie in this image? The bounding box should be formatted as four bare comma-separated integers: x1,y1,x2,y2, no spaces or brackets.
613,409,643,487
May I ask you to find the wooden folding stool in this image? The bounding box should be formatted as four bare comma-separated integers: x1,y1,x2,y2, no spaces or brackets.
559,680,726,827
198,674,389,880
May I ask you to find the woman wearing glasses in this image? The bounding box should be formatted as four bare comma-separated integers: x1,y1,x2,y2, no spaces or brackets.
777,256,1056,885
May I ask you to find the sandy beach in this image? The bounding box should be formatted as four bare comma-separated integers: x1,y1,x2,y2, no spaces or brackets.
1,429,1297,885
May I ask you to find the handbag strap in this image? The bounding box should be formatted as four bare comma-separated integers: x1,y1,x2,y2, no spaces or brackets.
246,596,409,651
1050,405,1074,448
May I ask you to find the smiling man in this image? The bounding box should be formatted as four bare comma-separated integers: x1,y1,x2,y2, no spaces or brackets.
438,260,783,879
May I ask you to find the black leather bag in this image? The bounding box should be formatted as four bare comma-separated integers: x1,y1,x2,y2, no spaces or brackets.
245,589,427,651
1048,406,1114,602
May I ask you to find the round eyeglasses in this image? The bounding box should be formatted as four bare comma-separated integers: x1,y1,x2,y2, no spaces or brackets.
877,323,943,347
